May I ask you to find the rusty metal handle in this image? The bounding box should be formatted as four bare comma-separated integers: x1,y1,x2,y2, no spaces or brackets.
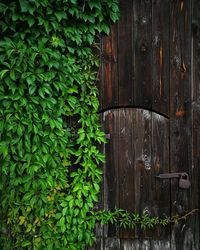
156,172,188,179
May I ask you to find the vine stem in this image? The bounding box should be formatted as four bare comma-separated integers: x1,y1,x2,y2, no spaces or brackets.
171,208,199,223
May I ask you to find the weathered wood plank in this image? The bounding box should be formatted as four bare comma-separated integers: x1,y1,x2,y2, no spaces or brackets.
192,0,200,106
100,24,118,110
134,0,152,108
152,0,170,116
134,109,153,238
191,0,200,249
169,0,193,249
104,237,120,250
118,109,135,238
118,0,133,105
120,239,170,250
103,110,119,237
151,112,170,239
191,111,200,250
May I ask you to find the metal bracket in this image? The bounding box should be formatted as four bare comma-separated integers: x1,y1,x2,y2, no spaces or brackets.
156,172,188,179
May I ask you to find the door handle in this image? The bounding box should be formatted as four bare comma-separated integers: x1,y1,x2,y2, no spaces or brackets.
156,172,191,189
156,172,187,179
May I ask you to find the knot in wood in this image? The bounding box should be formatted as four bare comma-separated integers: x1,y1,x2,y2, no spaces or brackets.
142,17,147,24
172,56,181,69
140,44,148,53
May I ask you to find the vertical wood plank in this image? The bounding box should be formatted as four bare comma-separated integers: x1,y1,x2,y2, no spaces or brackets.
151,113,170,239
169,0,193,249
118,109,135,238
119,239,170,250
152,0,170,116
118,0,134,105
100,24,118,110
191,0,200,249
132,109,146,238
134,0,152,108
134,109,153,238
102,110,119,237
191,111,200,249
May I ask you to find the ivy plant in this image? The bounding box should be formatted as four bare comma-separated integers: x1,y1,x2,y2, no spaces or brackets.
0,0,119,249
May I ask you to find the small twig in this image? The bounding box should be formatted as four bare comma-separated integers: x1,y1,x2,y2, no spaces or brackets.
171,208,199,224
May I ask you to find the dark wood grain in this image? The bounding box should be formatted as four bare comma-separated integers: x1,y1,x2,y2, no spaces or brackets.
118,0,133,105
191,1,200,250
100,109,170,241
152,0,170,116
118,109,135,238
100,24,118,110
92,0,200,249
169,1,193,249
151,112,170,239
134,109,153,238
133,0,152,108
119,239,170,250
191,111,200,250
103,110,119,237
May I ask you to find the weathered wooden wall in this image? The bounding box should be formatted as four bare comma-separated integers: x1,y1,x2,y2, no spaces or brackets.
89,0,200,249
99,0,170,117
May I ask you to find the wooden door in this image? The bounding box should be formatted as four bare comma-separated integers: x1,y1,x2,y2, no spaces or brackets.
91,0,200,249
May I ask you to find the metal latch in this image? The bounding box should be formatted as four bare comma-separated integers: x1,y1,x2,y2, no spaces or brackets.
156,172,191,189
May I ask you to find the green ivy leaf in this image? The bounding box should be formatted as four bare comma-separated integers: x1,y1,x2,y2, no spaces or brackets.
55,12,67,22
101,23,110,35
19,0,29,12
0,69,9,79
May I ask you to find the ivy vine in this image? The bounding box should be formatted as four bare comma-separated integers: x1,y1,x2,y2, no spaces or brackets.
0,1,119,249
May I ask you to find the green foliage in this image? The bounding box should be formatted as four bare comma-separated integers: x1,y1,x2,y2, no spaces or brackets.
0,0,119,249
94,208,170,230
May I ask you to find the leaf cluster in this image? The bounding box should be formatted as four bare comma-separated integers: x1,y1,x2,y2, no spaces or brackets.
0,0,119,249
93,208,170,230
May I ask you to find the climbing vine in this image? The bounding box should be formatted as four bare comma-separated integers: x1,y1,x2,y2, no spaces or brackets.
0,1,119,249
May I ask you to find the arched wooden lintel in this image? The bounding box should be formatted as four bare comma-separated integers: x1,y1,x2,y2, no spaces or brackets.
98,105,170,119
